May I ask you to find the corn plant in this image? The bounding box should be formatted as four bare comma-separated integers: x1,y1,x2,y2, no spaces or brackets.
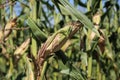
0,0,120,80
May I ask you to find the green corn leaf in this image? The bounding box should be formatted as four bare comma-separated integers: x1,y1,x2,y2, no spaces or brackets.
58,60,85,80
58,0,100,36
27,17,47,41
60,67,85,80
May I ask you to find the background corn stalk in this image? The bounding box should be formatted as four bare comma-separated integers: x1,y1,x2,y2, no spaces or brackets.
0,0,120,80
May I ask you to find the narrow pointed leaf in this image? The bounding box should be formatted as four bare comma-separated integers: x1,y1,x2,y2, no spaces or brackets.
58,0,100,36
27,17,47,40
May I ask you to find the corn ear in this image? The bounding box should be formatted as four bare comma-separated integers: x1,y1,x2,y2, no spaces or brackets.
42,21,83,55
37,21,83,61
36,21,84,79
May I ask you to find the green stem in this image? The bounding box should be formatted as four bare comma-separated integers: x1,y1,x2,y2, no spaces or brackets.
87,0,91,11
30,0,37,21
102,73,106,80
88,55,92,80
40,61,48,80
97,62,101,80
32,1,37,21
10,2,13,19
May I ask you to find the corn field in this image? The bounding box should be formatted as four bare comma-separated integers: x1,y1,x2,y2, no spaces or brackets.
0,0,120,80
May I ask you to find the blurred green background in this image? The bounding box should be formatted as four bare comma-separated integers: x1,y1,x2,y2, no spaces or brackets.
0,0,120,80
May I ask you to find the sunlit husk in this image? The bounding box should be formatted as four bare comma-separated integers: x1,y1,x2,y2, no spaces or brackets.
4,18,17,40
0,30,3,41
37,21,83,60
14,38,30,55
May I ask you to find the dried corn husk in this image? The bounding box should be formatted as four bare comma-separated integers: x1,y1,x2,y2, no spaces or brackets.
37,21,83,63
4,18,17,40
36,21,83,79
14,38,30,55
